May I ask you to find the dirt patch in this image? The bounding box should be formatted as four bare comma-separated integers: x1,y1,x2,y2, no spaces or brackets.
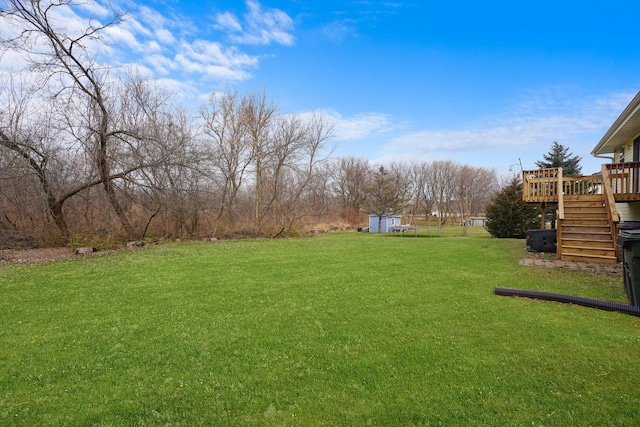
519,251,622,276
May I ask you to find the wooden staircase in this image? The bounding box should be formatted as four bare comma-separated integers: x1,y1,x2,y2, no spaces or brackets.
558,194,618,264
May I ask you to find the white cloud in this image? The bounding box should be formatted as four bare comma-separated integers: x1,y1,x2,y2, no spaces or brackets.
104,25,144,51
183,40,257,69
215,12,243,33
215,0,295,46
383,92,633,158
325,111,394,141
155,28,176,45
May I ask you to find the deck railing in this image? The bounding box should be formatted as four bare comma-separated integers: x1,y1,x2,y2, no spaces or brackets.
605,162,640,201
522,168,563,203
602,164,621,259
523,163,640,202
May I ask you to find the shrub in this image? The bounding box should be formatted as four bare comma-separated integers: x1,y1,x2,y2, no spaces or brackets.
485,177,540,238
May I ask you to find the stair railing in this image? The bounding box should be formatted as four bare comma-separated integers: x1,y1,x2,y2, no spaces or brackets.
601,164,621,260
556,168,564,259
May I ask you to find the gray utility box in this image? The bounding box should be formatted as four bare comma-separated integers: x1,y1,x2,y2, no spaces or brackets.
616,229,640,306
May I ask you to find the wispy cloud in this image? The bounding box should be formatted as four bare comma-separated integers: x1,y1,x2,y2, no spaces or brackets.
321,19,358,43
366,91,637,168
326,111,395,141
215,0,295,46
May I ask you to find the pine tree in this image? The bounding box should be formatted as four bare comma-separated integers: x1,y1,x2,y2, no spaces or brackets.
485,177,540,238
534,142,583,228
535,141,582,176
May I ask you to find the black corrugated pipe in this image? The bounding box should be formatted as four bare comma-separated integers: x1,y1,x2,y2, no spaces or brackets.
494,287,640,317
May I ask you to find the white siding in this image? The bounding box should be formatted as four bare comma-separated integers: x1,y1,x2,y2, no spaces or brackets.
616,202,640,222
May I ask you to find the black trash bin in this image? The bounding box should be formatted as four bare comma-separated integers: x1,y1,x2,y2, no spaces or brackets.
616,229,640,306
617,221,640,231
526,229,557,253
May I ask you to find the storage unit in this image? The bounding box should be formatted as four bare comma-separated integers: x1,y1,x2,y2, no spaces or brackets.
368,214,402,233
616,229,640,306
526,229,557,253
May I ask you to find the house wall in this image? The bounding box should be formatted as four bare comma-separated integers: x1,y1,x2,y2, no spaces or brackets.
614,133,640,163
616,202,640,222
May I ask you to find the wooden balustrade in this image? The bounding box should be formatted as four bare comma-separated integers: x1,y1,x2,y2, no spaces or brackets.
601,164,621,260
522,168,562,202
522,162,640,203
605,162,640,201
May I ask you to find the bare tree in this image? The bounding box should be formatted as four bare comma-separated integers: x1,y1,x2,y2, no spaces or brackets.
423,160,458,225
0,0,140,238
454,165,497,235
1,1,195,241
200,91,253,234
269,111,334,233
329,156,371,224
241,91,277,234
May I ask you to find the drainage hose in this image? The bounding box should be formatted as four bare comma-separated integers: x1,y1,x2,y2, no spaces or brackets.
494,287,640,317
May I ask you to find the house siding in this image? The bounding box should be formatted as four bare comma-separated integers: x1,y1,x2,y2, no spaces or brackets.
616,202,640,222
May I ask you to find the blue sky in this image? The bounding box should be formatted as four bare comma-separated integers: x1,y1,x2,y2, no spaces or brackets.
8,0,640,176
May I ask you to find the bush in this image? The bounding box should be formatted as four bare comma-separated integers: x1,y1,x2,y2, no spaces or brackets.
485,177,540,238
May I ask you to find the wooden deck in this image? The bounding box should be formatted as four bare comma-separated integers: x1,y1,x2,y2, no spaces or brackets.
522,163,640,204
520,163,640,263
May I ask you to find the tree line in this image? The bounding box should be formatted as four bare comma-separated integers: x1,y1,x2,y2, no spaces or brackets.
0,0,499,244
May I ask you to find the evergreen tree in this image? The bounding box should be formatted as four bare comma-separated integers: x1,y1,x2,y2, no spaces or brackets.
535,141,583,228
485,177,540,238
535,141,582,176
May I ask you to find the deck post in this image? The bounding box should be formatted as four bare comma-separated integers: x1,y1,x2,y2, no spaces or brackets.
540,202,546,229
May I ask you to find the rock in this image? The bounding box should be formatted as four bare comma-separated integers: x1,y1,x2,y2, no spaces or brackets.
127,241,144,249
75,246,97,255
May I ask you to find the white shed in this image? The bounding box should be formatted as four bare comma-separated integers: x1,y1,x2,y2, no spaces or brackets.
368,214,402,233
468,217,487,227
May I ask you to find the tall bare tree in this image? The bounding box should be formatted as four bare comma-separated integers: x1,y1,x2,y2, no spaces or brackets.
0,0,140,238
454,165,497,235
423,160,458,225
329,156,371,224
201,91,253,234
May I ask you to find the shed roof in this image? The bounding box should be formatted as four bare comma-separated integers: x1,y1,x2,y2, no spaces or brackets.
592,91,640,157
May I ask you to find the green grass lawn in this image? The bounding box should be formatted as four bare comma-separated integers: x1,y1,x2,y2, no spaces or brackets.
1,229,639,426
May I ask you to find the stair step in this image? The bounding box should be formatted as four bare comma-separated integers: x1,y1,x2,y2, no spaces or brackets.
564,211,607,220
562,228,611,235
557,194,620,264
561,252,619,264
561,219,609,226
564,210,607,216
562,238,616,247
561,246,616,257
564,205,605,209
564,194,604,201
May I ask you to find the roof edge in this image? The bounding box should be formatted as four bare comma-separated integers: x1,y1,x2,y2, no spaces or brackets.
592,91,640,156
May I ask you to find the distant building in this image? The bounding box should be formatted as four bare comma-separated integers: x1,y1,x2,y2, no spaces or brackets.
368,214,402,233
468,217,487,227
